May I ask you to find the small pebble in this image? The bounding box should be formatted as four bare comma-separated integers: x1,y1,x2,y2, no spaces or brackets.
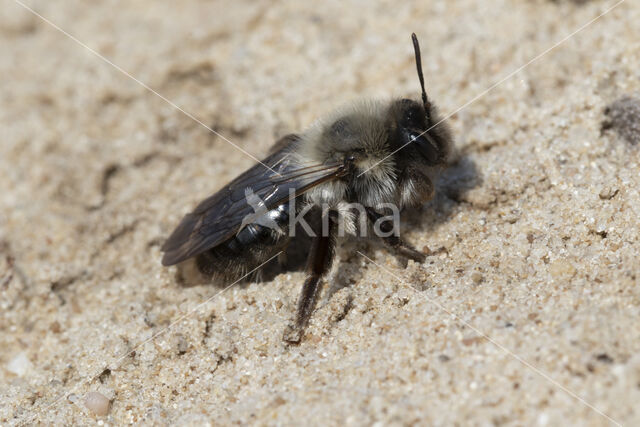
84,391,111,416
471,271,484,284
7,352,31,377
598,186,619,200
549,259,577,279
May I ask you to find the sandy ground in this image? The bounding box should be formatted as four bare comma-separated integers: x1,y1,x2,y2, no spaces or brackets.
1,0,639,425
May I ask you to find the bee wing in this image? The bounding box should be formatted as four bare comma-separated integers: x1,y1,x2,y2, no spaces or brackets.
161,138,343,266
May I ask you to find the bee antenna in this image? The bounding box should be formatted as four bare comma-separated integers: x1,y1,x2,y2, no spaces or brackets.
411,33,430,111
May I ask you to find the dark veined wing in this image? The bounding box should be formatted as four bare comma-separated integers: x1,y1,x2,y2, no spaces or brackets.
161,136,345,266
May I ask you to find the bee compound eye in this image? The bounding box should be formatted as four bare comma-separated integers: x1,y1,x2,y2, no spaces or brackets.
410,132,440,164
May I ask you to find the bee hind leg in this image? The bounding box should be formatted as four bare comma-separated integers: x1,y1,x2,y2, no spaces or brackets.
283,210,337,344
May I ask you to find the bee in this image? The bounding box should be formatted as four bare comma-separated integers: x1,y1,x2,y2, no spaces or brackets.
161,34,453,343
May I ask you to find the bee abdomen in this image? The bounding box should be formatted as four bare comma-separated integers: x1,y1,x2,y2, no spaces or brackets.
194,202,292,281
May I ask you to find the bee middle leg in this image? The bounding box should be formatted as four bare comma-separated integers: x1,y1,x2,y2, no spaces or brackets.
378,234,426,264
283,210,337,344
366,208,426,264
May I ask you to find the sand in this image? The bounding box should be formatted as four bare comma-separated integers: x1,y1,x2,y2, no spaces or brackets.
1,0,639,425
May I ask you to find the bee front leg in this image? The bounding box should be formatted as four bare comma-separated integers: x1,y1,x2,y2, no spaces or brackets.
283,210,337,344
277,251,288,268
366,208,426,264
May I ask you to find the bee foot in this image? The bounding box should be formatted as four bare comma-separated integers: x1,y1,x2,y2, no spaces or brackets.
282,324,304,344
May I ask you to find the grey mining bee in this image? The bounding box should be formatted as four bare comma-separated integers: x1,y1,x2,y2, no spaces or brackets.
161,34,453,343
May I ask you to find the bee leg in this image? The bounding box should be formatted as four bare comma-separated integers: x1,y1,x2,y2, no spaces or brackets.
283,210,337,344
277,251,288,268
366,208,426,264
380,235,426,264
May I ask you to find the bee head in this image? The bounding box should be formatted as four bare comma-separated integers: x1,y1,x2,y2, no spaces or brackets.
389,98,450,167
376,33,453,207
389,33,452,168
301,34,453,208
